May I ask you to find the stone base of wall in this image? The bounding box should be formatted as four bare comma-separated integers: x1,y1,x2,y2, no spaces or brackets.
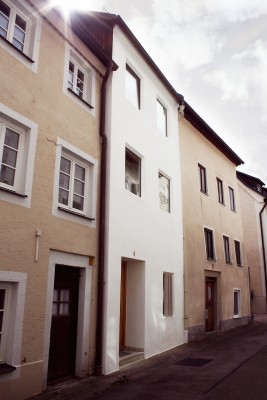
221,315,250,331
188,324,205,341
188,315,251,342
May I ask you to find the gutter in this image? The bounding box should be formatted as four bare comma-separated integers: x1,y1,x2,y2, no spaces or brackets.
94,61,114,375
259,198,267,300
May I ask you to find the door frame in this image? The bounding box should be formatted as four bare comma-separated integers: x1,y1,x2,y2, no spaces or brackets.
43,251,93,389
205,276,217,332
120,261,127,350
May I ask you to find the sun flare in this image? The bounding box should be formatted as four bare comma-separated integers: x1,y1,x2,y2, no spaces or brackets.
49,0,91,19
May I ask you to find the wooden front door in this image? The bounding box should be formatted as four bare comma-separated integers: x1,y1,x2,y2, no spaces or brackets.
48,265,80,381
205,277,216,332
119,262,127,350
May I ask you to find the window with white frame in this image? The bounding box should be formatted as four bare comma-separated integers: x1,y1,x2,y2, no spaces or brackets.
54,139,98,222
229,186,236,211
235,240,242,266
0,108,37,203
58,152,89,215
0,272,26,372
66,49,94,108
125,148,141,196
0,0,41,63
125,64,140,109
223,235,231,264
0,284,10,364
233,289,241,317
157,99,167,136
163,272,174,317
204,228,215,260
159,172,170,212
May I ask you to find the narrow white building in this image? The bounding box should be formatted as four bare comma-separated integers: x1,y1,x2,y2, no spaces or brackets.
78,12,185,374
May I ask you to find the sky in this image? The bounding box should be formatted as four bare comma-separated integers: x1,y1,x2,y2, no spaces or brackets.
62,0,267,183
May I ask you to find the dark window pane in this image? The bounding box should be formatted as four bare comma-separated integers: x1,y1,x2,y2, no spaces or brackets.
0,164,15,185
0,0,10,17
125,148,141,196
125,65,140,109
15,14,26,31
72,194,84,211
74,179,84,196
0,289,5,310
59,172,70,190
58,188,69,205
75,164,85,181
60,156,71,174
5,128,19,149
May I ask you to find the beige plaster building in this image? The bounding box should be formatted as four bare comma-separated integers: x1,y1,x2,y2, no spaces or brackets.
179,102,251,341
0,1,116,399
237,171,267,314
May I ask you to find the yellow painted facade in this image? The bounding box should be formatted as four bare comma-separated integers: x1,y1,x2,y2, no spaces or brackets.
0,3,105,399
179,116,251,340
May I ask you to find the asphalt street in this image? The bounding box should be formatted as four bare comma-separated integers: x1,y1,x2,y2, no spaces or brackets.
30,317,267,400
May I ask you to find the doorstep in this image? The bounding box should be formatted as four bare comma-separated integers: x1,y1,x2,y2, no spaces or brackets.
119,349,144,367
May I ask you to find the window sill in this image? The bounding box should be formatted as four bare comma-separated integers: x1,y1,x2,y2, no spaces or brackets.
0,363,16,375
58,206,95,221
0,36,34,63
207,257,216,262
233,315,241,319
67,88,94,109
200,191,209,196
0,186,27,198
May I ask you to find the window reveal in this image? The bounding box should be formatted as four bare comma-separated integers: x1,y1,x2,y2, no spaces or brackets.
157,99,167,136
229,187,236,211
68,61,85,99
125,148,141,196
204,228,215,260
198,164,207,194
235,240,242,266
159,172,170,212
223,236,231,264
163,272,174,317
217,178,224,204
125,64,140,109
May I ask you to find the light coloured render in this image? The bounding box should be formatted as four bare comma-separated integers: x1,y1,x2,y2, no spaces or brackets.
179,114,251,340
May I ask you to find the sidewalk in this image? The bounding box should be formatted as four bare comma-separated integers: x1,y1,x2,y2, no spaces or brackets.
29,319,267,400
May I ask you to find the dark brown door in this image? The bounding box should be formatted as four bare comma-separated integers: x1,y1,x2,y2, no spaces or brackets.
48,265,80,381
205,277,216,332
119,262,127,350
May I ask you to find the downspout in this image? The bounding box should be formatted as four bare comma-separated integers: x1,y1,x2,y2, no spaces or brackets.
95,62,114,375
259,198,267,304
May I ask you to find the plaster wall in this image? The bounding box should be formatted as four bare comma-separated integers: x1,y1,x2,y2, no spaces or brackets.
238,181,267,313
102,27,184,374
179,118,250,339
0,9,103,399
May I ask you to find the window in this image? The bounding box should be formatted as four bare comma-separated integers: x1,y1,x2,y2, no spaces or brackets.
0,105,37,206
66,49,94,109
0,272,26,373
235,240,242,266
198,164,207,194
125,148,141,196
53,138,98,223
163,272,173,317
217,178,224,204
233,289,241,317
159,172,170,212
58,154,87,213
125,64,140,109
223,236,231,264
0,0,41,67
204,228,215,260
157,99,167,136
229,187,236,211
0,0,27,51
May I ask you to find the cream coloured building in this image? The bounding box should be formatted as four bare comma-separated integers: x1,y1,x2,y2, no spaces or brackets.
0,1,116,399
237,171,267,314
179,102,251,340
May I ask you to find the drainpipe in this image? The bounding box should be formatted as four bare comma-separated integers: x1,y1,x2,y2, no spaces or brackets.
94,62,114,375
259,198,267,305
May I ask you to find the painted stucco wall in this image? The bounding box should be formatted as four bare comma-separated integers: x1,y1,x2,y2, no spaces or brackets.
238,181,267,313
0,7,103,400
102,27,184,374
179,117,250,339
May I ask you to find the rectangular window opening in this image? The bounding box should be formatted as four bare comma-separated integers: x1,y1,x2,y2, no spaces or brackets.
233,289,241,317
223,235,231,264
204,228,215,260
125,148,141,196
217,178,224,204
229,187,236,211
125,64,140,109
235,240,242,266
159,172,170,212
163,272,174,317
157,99,167,136
198,164,207,194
